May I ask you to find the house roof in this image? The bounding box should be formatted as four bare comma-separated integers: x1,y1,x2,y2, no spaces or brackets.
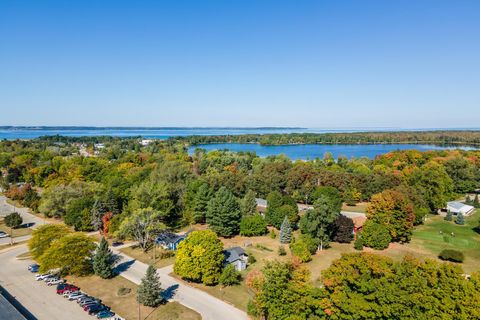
224,247,247,264
255,198,267,207
447,201,474,212
155,232,186,245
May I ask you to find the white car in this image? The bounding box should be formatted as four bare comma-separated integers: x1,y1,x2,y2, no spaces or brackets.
68,292,85,301
43,276,57,283
0,231,9,238
47,279,64,286
35,273,51,281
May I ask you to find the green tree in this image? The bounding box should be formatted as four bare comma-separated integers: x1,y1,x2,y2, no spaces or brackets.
445,210,453,221
361,220,391,250
137,265,164,307
247,261,324,319
117,208,165,251
240,214,267,236
265,191,298,228
455,212,465,225
174,230,224,285
4,212,22,244
240,190,257,216
279,216,292,244
193,183,212,223
93,237,117,279
473,194,480,208
289,237,312,262
219,264,241,286
310,186,343,211
38,233,96,276
299,196,339,250
206,187,241,237
28,224,71,259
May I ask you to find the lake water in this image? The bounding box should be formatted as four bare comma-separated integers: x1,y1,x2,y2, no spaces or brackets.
189,143,477,160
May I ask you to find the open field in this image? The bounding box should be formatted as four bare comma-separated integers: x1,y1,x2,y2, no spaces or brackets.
66,275,201,320
120,245,176,269
341,202,368,213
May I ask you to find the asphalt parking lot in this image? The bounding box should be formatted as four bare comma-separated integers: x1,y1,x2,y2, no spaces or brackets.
0,245,90,320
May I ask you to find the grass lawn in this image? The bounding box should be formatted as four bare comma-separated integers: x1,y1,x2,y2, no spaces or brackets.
341,202,368,213
120,245,176,269
404,210,480,274
66,275,201,320
0,220,32,238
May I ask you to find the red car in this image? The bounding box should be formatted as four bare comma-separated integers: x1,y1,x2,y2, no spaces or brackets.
56,285,79,294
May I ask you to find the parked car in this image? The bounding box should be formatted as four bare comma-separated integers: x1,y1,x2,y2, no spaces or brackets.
28,264,39,271
81,301,101,308
79,297,101,305
57,285,79,294
68,292,85,301
97,311,115,319
35,273,51,281
48,279,65,286
88,305,110,315
0,231,9,238
45,277,60,284
112,241,124,247
77,296,93,303
42,275,57,282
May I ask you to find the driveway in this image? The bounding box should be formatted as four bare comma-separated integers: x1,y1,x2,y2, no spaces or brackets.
0,245,90,320
0,195,46,245
113,249,248,320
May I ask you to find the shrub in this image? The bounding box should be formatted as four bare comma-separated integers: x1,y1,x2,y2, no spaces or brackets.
444,211,453,221
219,265,242,286
157,249,175,260
247,254,256,264
255,244,273,252
439,249,464,263
117,287,131,296
455,212,465,225
269,229,276,239
354,235,363,251
361,220,391,250
289,238,312,263
278,246,286,256
240,214,267,236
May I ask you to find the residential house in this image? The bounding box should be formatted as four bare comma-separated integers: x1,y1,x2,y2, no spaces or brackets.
447,201,475,216
224,247,248,271
155,232,188,251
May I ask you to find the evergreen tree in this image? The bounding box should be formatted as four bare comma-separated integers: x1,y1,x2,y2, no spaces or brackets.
137,265,164,307
193,183,212,223
93,237,117,279
465,195,472,204
240,190,257,216
206,187,241,237
91,199,105,231
455,212,465,225
473,194,480,208
445,210,453,221
279,216,292,244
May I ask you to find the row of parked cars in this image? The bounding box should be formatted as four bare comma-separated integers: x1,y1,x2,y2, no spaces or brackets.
29,264,118,319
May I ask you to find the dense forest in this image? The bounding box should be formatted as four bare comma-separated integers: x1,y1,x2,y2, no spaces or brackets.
173,130,480,146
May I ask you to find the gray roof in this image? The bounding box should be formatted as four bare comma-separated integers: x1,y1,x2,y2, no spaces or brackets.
0,291,27,320
155,232,186,245
224,247,247,264
447,201,468,210
255,198,267,207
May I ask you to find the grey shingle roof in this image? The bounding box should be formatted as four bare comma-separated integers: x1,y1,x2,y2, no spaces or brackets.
224,247,247,264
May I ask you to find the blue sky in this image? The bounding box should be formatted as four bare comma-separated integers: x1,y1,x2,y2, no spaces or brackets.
0,0,479,128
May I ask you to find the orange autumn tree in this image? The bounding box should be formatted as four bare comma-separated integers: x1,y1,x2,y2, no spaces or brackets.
366,189,415,243
101,212,113,235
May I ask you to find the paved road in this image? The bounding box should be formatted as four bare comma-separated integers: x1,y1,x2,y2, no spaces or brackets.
113,249,248,320
0,245,91,320
0,195,47,245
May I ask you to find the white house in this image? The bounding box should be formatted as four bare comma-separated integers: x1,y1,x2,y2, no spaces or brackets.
447,201,475,216
224,247,248,271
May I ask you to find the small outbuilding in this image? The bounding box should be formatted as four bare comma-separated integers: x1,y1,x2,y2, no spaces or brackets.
447,201,475,216
224,247,248,271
